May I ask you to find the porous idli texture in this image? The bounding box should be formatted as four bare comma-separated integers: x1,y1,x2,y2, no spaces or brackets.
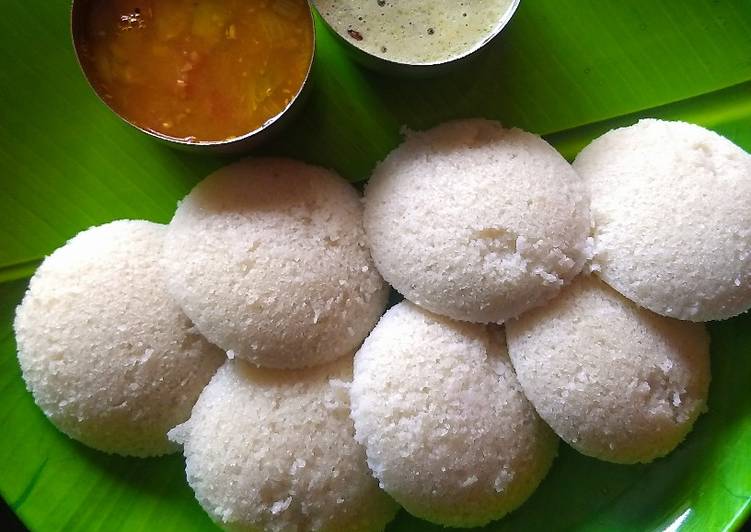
168,357,399,532
350,301,558,527
506,275,711,464
163,158,388,369
364,119,591,324
13,220,224,457
574,118,751,321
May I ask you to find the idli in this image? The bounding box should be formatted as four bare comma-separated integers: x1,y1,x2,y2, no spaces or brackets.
14,220,224,457
168,357,399,532
364,119,591,324
506,275,711,464
163,158,388,369
350,301,558,527
574,118,751,321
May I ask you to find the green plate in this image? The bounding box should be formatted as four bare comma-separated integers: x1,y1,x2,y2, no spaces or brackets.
1,1,750,530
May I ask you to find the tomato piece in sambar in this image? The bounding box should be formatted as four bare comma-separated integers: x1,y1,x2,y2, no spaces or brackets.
78,0,314,142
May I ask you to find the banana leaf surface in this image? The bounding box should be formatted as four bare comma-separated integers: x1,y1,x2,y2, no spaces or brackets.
0,1,750,530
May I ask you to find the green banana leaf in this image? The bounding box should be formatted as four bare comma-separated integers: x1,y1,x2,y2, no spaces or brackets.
1,1,750,530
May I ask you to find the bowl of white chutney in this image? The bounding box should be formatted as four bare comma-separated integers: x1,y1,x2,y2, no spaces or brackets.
312,0,521,76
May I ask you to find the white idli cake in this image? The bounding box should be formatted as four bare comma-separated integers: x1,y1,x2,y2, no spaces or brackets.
574,118,751,321
350,301,558,527
506,275,711,464
169,357,399,532
364,119,590,324
163,158,388,369
13,220,224,457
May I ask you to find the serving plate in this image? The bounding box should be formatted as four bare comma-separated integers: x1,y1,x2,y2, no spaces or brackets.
1,1,750,530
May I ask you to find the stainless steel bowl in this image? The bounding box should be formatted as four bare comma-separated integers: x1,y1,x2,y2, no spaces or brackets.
313,0,520,77
70,0,316,154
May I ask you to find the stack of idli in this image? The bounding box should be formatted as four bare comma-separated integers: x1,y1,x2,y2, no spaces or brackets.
355,119,587,525
160,158,399,530
353,117,747,525
14,158,399,530
13,116,750,530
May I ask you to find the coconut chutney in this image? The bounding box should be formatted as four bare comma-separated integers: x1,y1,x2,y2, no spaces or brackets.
315,0,515,64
